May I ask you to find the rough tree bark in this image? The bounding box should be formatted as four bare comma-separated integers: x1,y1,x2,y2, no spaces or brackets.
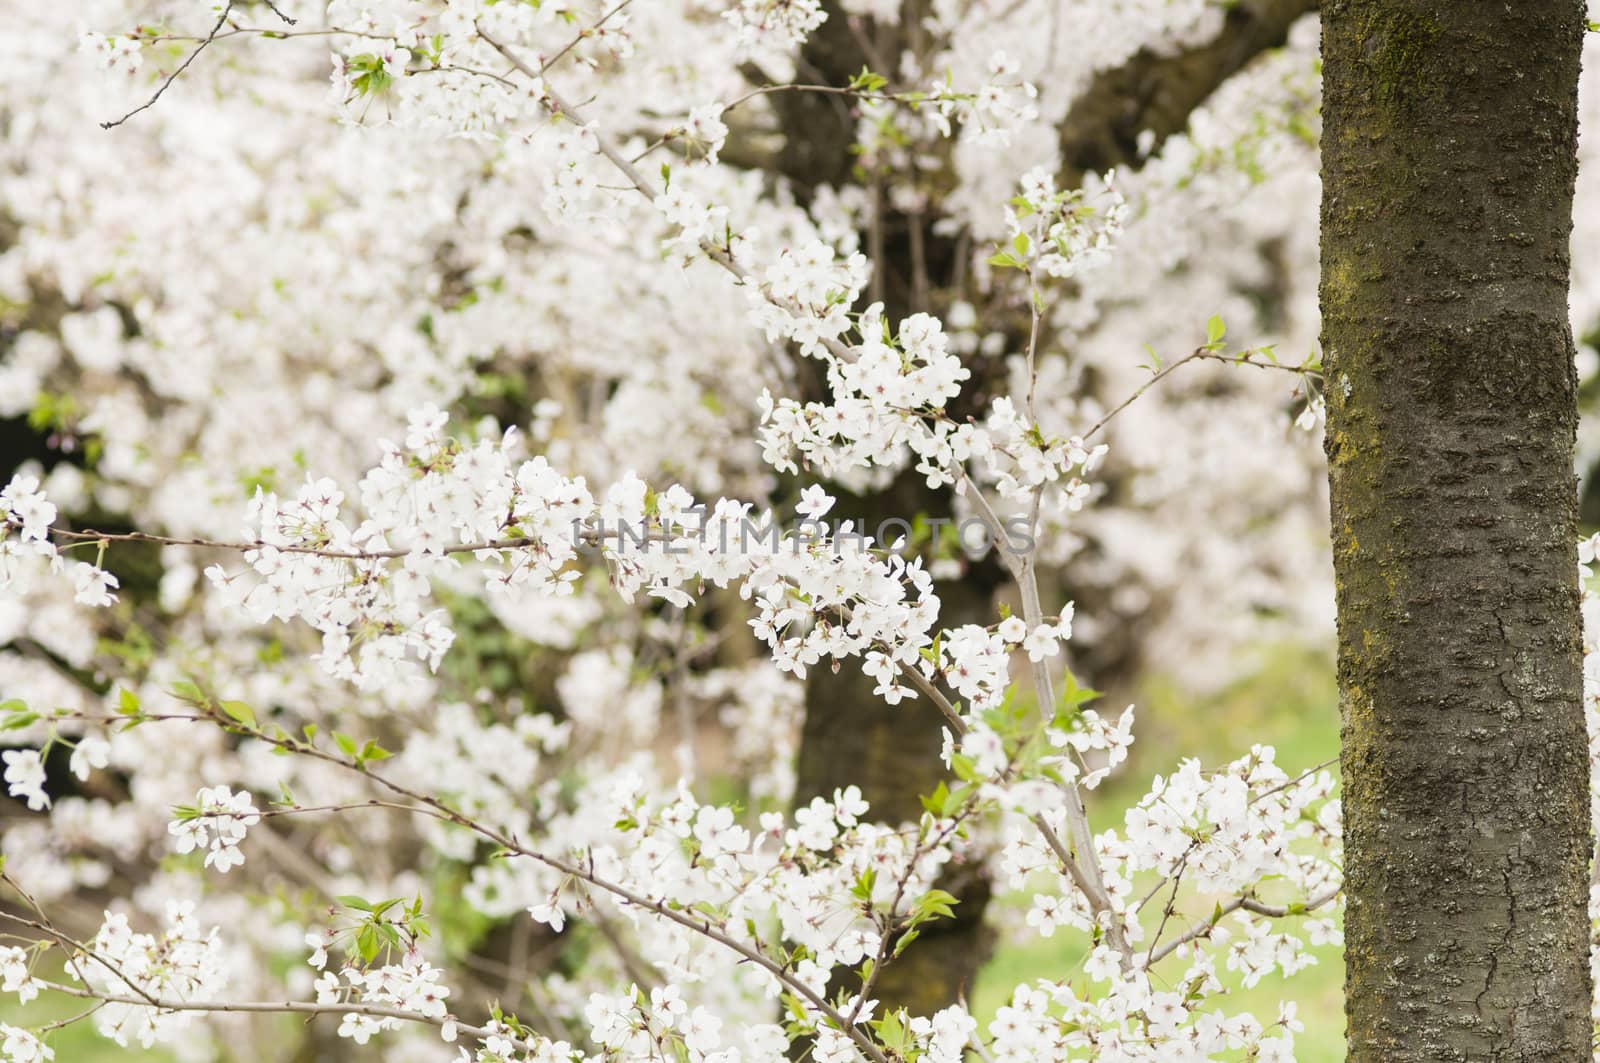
1321,2,1592,1057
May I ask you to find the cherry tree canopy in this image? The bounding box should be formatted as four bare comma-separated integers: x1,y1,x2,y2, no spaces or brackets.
0,2,1596,1061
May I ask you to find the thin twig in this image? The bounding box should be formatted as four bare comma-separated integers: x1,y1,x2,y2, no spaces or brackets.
894,660,967,734
537,0,633,76
33,979,530,1049
223,708,896,1063
258,0,298,25
33,1001,108,1035
950,463,1134,969
1083,348,1321,440
1144,886,1341,966
103,3,237,130
43,524,634,561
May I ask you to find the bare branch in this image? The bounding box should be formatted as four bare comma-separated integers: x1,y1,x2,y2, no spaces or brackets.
1082,347,1321,441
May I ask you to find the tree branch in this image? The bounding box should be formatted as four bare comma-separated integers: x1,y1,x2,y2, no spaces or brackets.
1056,0,1317,186
1144,886,1341,966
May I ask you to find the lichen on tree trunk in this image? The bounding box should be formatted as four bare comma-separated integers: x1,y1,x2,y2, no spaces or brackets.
1321,1,1593,1056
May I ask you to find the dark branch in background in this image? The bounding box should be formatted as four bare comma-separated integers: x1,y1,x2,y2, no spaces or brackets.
258,0,298,25
1056,0,1318,186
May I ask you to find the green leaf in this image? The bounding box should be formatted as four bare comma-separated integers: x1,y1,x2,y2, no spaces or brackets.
117,688,141,715
356,924,380,963
941,782,976,818
872,1009,911,1052
219,700,256,729
782,991,811,1026
912,888,959,924
344,53,395,98
334,732,359,758
1,705,37,731
690,900,728,923
848,66,889,92
949,752,980,783
357,740,392,765
1206,314,1226,346
1054,670,1102,722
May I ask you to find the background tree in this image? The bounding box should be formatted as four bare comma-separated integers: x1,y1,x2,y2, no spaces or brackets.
777,0,1317,1015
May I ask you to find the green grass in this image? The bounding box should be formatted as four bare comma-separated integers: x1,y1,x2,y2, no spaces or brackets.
970,643,1345,1059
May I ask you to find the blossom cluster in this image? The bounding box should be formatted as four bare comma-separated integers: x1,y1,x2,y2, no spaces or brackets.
310,950,452,1046
0,949,40,1007
0,474,118,607
723,0,826,57
1005,166,1130,281
168,785,261,873
1,750,48,812
180,409,985,706
76,903,230,1049
0,1026,51,1063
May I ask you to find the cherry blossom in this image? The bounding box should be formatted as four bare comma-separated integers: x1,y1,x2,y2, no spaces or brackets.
1,750,48,812
168,786,261,873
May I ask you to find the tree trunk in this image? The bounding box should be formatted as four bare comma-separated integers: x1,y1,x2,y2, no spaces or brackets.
1321,2,1592,1057
792,477,1001,1015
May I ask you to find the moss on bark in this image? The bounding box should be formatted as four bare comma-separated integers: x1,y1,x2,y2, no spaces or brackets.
1321,1,1592,1056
